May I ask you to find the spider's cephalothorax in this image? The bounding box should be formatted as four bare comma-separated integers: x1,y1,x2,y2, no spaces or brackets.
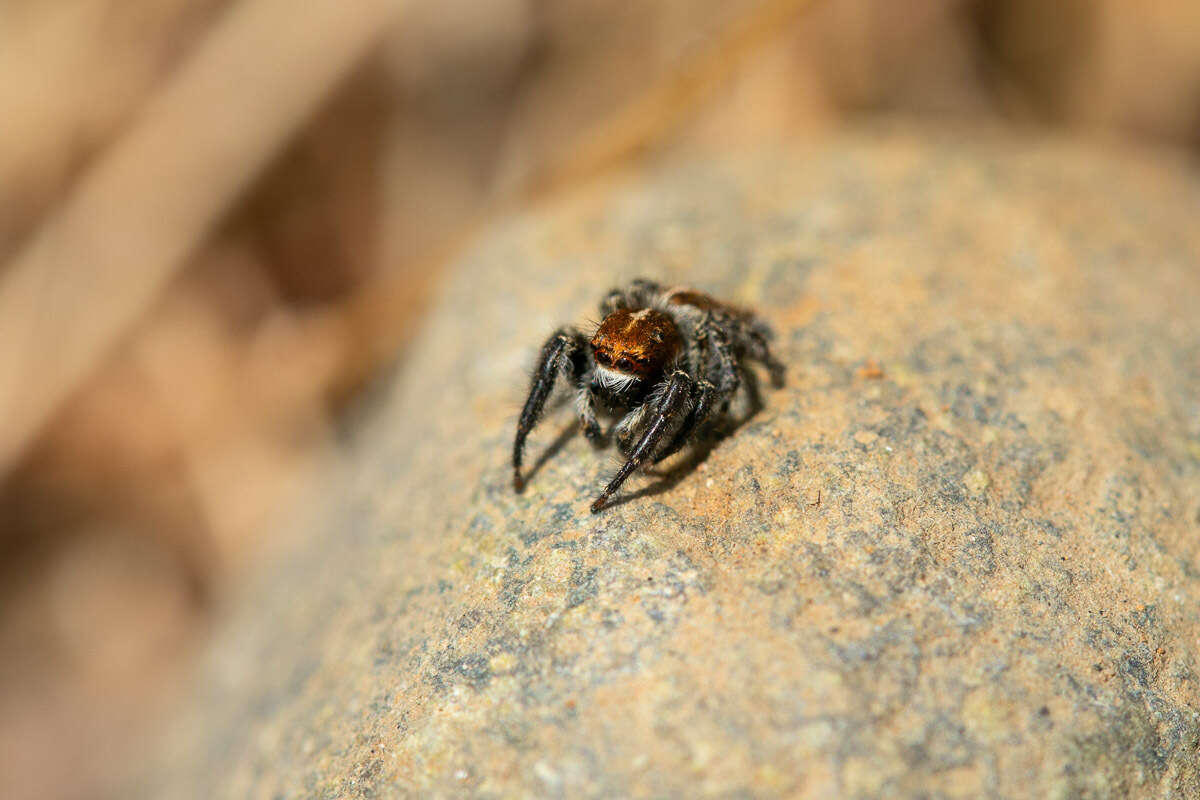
513,279,784,513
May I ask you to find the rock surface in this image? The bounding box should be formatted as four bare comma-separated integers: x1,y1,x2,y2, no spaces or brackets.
141,128,1200,798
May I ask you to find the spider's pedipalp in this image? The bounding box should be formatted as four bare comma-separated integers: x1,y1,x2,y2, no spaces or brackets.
574,385,602,441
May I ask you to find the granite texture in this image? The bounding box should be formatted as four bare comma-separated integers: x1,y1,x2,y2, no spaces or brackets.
141,129,1200,798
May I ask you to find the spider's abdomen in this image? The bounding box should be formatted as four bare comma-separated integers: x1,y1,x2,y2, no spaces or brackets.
590,308,682,379
663,285,748,319
663,287,722,310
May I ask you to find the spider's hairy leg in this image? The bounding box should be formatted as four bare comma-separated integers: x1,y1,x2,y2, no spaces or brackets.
651,379,716,465
599,290,625,315
653,319,737,463
591,370,694,513
599,278,665,315
629,277,664,298
599,288,629,315
575,385,602,442
708,322,742,409
513,328,586,491
737,318,785,386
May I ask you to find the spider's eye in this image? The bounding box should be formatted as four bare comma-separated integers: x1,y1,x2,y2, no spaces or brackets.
616,357,633,371
595,351,611,366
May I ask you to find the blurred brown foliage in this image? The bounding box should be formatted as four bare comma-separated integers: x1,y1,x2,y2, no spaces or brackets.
1,0,1198,796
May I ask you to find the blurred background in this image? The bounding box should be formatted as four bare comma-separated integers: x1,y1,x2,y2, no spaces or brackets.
1,0,1199,796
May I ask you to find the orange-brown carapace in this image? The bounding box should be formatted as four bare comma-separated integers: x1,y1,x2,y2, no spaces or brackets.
589,308,683,380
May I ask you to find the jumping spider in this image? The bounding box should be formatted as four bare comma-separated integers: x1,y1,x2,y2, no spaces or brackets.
513,279,784,513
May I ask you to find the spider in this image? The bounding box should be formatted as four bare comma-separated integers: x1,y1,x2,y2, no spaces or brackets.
512,278,784,513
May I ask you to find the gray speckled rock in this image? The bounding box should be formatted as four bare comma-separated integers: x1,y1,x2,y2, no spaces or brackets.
141,128,1200,799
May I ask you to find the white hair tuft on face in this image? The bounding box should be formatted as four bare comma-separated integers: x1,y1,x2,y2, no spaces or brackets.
594,365,640,394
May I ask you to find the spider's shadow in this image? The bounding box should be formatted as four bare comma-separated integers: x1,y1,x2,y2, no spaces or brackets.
521,417,581,488
600,366,774,511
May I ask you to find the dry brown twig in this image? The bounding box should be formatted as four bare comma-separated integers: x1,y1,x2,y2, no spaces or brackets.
0,0,404,479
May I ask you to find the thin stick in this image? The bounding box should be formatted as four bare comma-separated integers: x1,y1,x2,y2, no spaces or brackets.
0,0,403,476
520,0,815,203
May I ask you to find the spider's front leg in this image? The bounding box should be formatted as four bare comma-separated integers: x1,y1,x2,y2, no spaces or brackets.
590,370,694,513
513,328,587,492
652,316,738,463
651,379,716,465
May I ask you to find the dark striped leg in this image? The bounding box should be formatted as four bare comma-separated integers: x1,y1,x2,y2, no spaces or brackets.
600,280,667,314
599,278,664,315
651,379,717,464
740,320,784,386
652,321,738,463
513,328,585,491
576,386,602,442
590,370,694,513
599,289,628,315
708,324,741,409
